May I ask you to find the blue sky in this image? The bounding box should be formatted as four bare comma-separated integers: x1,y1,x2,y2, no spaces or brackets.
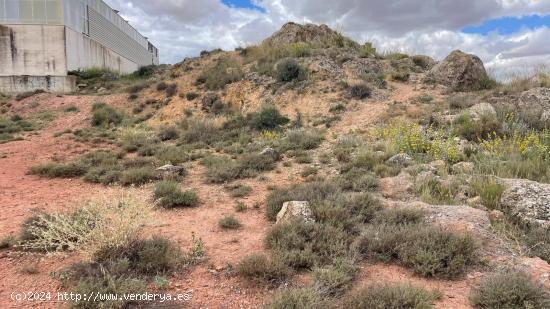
221,0,266,12
463,15,550,35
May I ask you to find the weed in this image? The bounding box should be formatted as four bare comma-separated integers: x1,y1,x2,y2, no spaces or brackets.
267,288,321,309
118,167,156,186
237,254,290,284
157,125,180,141
276,58,307,82
344,283,440,309
198,56,244,90
249,105,289,131
219,215,241,229
185,92,199,101
234,202,247,212
153,181,199,208
301,166,319,178
313,259,357,295
91,103,123,128
470,177,505,209
349,83,371,99
470,271,550,309
225,184,252,198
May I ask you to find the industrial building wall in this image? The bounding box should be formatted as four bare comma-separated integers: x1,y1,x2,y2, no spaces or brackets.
87,8,155,67
65,26,138,74
0,24,67,76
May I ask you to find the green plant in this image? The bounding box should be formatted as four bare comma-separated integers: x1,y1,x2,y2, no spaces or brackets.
277,129,324,152
344,283,440,309
276,58,307,82
91,103,123,128
225,184,252,198
237,254,290,284
453,112,501,141
234,201,247,212
219,215,241,229
249,105,289,131
349,83,371,99
198,56,244,90
118,167,156,186
471,177,505,209
267,289,321,309
153,181,199,208
19,207,103,252
301,166,319,178
470,271,550,309
313,259,357,295
157,125,179,141
185,92,199,101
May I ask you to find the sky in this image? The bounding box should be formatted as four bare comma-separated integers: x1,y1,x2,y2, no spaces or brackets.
104,0,550,78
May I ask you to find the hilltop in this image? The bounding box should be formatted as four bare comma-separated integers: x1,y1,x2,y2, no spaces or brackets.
1,22,550,308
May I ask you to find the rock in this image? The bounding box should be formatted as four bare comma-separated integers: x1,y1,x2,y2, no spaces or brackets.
429,160,446,171
201,92,223,112
488,210,505,222
451,162,475,174
468,103,496,120
259,147,280,161
500,179,550,228
156,164,186,179
426,50,489,90
276,201,315,224
516,87,550,125
411,55,437,70
263,22,358,48
386,153,413,167
306,56,344,80
343,58,383,80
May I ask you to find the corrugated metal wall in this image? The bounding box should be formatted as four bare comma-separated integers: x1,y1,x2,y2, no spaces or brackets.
88,8,154,66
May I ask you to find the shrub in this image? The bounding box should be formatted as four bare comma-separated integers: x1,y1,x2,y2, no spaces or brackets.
93,236,185,276
336,169,379,192
373,208,425,225
276,58,306,82
277,129,324,152
186,92,199,101
198,56,244,90
91,103,123,128
29,163,87,178
391,71,411,82
19,207,103,252
313,259,357,295
470,271,550,309
157,125,179,141
453,112,501,141
126,83,148,94
156,82,168,91
237,254,290,284
118,167,156,186
153,181,198,208
301,166,319,178
265,220,351,269
267,289,321,309
219,215,241,229
0,235,16,249
249,105,289,131
344,283,440,309
349,83,371,99
165,83,177,97
205,154,276,183
525,227,550,263
225,184,252,198
356,225,477,278
471,177,505,210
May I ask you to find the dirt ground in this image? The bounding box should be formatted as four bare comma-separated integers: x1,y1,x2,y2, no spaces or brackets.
1,84,479,309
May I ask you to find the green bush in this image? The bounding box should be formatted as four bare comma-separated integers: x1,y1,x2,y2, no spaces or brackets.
205,154,276,183
525,227,550,263
313,259,357,295
349,83,371,99
453,112,501,141
276,58,306,82
249,105,289,131
118,167,156,186
237,254,290,284
157,125,179,141
93,236,185,276
153,181,198,208
91,103,123,128
267,289,321,309
198,56,244,90
471,177,505,210
219,215,241,229
470,271,550,309
185,92,199,101
344,283,440,309
356,224,477,278
265,220,351,269
277,129,324,152
225,184,252,198
373,208,425,225
29,163,87,178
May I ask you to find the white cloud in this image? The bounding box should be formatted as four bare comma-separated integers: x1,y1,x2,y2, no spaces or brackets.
103,0,550,78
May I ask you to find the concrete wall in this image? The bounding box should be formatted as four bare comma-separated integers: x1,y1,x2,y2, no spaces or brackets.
0,75,76,93
0,24,67,76
65,27,138,74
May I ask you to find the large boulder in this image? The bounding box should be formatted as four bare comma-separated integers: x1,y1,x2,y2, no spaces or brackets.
156,164,186,179
500,180,550,228
276,201,315,224
427,50,489,90
263,22,358,48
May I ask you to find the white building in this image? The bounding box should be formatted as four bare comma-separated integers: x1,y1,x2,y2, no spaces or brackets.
0,0,159,93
